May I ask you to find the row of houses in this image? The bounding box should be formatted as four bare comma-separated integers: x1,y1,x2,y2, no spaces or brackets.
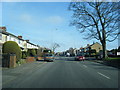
0,27,39,54
75,42,103,56
60,42,103,56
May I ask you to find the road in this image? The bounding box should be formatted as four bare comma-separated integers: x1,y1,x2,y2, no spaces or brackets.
2,57,118,88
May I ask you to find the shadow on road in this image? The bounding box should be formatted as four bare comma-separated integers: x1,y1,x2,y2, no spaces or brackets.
36,60,45,62
90,60,120,69
65,59,75,61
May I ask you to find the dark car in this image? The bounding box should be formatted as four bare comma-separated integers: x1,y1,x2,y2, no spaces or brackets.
75,55,85,61
44,54,55,62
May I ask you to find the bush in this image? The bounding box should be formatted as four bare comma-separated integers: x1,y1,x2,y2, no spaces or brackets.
36,49,44,57
39,52,44,57
20,59,26,64
36,49,42,57
2,41,22,62
22,51,27,59
27,49,36,57
31,49,36,56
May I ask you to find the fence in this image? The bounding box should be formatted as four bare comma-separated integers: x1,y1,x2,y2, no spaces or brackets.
2,53,16,68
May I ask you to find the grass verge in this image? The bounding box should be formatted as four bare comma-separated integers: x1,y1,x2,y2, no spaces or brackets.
105,57,120,61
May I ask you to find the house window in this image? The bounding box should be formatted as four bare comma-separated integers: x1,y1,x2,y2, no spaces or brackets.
14,39,16,42
9,36,11,40
0,34,2,40
19,40,20,44
4,36,7,42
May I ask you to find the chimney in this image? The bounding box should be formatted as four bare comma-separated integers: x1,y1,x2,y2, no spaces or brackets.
80,47,83,49
26,40,29,42
87,44,90,46
0,27,6,31
18,36,22,39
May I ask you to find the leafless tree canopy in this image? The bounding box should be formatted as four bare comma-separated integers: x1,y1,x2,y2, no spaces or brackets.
68,2,119,43
51,43,60,53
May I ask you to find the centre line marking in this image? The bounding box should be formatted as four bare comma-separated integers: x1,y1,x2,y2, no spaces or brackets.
97,72,111,79
83,65,87,68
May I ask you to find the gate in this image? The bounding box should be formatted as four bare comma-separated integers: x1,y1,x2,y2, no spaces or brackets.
2,53,16,68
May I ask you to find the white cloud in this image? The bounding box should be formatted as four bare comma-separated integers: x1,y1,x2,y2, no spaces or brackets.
45,16,64,24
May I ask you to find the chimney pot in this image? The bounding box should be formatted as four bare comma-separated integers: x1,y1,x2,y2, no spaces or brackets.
26,40,29,42
0,27,6,31
18,36,22,39
87,44,90,46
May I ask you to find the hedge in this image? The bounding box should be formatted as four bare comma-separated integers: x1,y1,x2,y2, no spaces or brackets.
27,49,36,57
2,41,22,62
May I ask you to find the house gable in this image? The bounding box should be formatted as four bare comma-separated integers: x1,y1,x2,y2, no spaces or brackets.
90,42,103,52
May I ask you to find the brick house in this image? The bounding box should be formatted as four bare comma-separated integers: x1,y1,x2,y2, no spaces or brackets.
80,42,103,56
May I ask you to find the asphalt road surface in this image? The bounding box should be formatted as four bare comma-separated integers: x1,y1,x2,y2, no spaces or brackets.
2,57,119,88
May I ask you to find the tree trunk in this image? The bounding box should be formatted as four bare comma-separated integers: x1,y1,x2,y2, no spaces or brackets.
102,42,107,59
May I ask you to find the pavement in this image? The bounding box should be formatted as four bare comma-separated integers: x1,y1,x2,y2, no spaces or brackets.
2,57,119,88
90,59,120,69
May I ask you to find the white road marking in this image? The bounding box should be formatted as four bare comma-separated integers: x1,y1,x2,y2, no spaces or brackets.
97,72,111,79
83,65,87,68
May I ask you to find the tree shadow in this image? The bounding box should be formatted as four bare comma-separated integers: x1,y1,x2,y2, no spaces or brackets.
91,61,120,69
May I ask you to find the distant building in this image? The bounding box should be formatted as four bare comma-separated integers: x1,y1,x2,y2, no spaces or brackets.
74,48,81,56
80,42,103,56
68,47,75,56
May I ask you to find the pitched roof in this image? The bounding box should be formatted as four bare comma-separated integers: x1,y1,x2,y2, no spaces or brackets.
90,42,101,47
1,27,38,46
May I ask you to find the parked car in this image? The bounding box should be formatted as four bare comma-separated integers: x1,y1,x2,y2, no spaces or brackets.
44,54,55,62
75,55,85,61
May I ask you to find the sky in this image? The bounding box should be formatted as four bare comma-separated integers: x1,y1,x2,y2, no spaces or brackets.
0,2,119,52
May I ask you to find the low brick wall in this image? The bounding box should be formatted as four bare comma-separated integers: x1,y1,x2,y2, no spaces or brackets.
26,57,35,63
36,57,44,60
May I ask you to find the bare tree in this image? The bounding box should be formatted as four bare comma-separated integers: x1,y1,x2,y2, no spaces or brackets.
51,43,60,54
69,47,75,56
68,2,119,59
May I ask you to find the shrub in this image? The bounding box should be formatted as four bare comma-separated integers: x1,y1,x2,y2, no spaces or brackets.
39,52,44,57
22,51,27,59
27,49,36,57
31,49,36,56
36,49,44,57
2,41,22,62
